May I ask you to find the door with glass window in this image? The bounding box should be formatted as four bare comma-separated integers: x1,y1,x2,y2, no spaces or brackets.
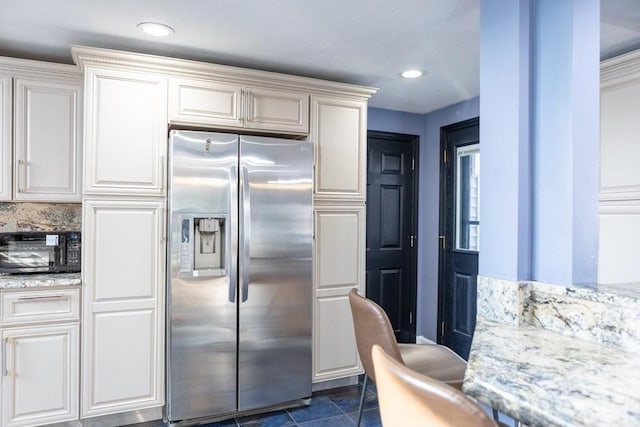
438,117,479,360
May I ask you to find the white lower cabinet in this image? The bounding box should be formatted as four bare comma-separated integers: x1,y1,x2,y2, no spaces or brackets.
82,199,165,418
312,204,365,383
2,323,79,427
0,287,80,427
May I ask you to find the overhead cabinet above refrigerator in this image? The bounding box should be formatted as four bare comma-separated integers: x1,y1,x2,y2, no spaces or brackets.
166,130,313,424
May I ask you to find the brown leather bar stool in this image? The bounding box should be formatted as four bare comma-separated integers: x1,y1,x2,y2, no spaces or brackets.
348,289,467,426
372,344,508,427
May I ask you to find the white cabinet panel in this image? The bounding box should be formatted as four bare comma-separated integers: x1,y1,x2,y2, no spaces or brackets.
2,324,79,427
600,81,640,198
13,77,81,201
0,74,10,201
87,309,157,411
86,204,160,302
598,204,640,283
313,204,365,382
244,86,308,133
82,199,165,418
311,96,366,200
314,294,361,382
169,77,242,127
315,208,362,289
84,67,167,196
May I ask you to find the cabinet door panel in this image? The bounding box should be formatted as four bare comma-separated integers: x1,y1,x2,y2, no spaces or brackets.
2,324,79,427
13,77,81,202
316,209,362,290
82,199,165,417
245,86,309,134
86,309,158,411
84,67,167,195
312,205,365,382
311,96,366,200
85,203,161,302
0,74,10,201
314,294,361,381
169,77,242,127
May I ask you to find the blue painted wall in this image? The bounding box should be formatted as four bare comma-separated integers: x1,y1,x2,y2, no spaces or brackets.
368,97,479,341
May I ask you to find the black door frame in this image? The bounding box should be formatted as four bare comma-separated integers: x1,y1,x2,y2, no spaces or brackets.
366,130,420,342
437,117,480,348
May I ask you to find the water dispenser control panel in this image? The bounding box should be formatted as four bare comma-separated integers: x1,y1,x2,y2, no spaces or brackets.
177,214,227,277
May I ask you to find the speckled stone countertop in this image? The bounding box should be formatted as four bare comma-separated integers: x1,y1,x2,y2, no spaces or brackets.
0,273,81,289
465,277,640,426
463,320,640,427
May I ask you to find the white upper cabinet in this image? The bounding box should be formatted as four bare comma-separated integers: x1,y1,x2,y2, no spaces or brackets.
83,66,167,196
13,77,81,202
169,77,309,134
0,74,10,201
170,78,243,128
0,59,82,203
311,95,367,201
243,86,309,133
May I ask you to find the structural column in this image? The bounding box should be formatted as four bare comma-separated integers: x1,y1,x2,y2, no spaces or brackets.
479,0,600,285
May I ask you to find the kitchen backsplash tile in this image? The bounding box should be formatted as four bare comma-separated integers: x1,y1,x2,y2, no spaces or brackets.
0,202,82,232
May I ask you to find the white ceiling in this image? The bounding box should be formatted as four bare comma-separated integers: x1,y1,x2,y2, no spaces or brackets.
1,0,639,114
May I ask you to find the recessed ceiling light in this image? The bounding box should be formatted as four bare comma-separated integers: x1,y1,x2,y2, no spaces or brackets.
137,22,174,37
401,69,423,79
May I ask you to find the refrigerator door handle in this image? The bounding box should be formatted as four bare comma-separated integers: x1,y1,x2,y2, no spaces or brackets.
229,165,238,303
240,165,250,303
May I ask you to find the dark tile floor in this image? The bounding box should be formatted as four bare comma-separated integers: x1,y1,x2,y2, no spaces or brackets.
202,377,380,427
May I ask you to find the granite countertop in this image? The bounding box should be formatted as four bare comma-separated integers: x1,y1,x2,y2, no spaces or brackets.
468,277,640,426
0,273,81,289
463,320,640,427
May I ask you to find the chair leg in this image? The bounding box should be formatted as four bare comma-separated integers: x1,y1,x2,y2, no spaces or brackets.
492,407,499,421
356,375,368,427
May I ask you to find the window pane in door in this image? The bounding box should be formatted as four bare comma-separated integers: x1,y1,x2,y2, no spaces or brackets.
455,144,480,251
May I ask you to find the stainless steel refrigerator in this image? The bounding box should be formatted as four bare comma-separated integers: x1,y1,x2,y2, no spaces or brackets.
166,130,313,424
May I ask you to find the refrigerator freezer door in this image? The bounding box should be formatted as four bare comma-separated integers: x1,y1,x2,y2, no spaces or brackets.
167,130,239,422
238,135,313,411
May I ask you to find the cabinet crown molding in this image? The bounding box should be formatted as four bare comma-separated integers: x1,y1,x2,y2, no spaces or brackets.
0,55,81,79
601,48,640,89
71,45,377,100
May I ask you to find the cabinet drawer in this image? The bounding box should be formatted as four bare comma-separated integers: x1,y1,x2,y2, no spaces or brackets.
1,288,80,325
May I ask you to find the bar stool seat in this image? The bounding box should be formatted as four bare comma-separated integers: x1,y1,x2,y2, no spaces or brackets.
398,343,466,389
372,344,509,427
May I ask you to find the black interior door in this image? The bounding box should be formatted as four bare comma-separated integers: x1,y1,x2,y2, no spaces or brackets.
438,117,480,360
366,131,418,343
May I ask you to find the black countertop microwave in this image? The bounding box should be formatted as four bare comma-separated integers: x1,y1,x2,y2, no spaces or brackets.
0,231,81,274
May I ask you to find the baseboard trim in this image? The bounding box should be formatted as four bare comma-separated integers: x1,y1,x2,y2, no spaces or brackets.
416,335,436,344
312,375,359,392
